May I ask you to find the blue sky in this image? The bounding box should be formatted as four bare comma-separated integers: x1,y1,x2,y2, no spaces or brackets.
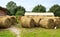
0,0,60,11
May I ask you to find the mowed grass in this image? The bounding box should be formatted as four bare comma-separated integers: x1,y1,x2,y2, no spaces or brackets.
21,27,60,37
0,29,16,37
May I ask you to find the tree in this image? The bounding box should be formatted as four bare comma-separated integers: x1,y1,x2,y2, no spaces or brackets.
6,1,17,15
32,5,46,12
15,6,26,16
48,4,60,16
54,7,60,16
48,4,60,12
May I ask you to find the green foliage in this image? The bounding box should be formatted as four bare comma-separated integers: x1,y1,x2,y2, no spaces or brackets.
32,5,46,12
15,6,26,16
54,7,60,16
49,4,60,12
6,1,17,15
15,6,26,24
48,4,60,16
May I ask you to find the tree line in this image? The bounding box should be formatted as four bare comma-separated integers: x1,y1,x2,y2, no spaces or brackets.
6,1,60,16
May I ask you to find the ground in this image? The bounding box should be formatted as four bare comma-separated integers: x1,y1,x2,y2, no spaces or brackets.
0,25,21,37
0,29,16,37
9,26,21,37
21,27,60,37
0,26,60,37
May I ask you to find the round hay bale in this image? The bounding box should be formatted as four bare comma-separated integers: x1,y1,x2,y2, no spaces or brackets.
30,16,44,27
25,16,44,27
32,16,41,27
0,17,11,28
10,16,17,25
4,16,17,25
39,18,55,29
54,17,60,28
45,17,57,21
21,16,35,28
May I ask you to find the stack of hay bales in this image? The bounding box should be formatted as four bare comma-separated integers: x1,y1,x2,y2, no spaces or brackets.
20,16,35,28
39,18,55,29
18,15,60,29
0,17,11,28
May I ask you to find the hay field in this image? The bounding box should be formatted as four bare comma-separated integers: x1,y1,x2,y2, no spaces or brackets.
21,28,60,37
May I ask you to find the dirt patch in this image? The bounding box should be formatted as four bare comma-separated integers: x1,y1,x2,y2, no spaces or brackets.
9,26,21,37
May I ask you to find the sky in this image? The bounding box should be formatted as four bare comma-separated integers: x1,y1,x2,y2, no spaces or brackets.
0,0,60,11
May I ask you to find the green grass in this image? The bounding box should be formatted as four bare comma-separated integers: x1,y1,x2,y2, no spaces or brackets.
0,29,16,37
21,27,60,37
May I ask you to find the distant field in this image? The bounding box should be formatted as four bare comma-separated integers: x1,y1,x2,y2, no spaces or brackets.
0,29,16,37
21,27,60,37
